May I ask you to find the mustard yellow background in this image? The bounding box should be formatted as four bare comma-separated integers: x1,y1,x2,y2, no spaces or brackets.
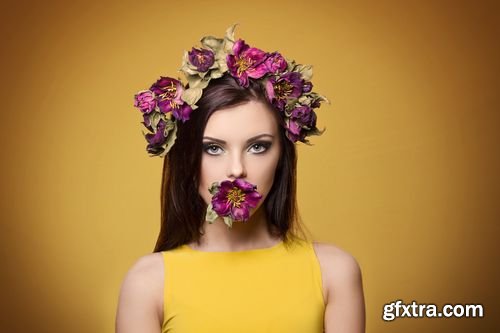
0,0,498,332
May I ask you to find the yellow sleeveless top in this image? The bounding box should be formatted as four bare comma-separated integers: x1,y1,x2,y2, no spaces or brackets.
160,238,325,333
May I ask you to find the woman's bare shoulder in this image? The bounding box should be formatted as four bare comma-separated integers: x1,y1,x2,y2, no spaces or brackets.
126,252,164,276
311,242,365,330
124,252,164,302
312,242,360,271
312,242,362,301
116,252,164,331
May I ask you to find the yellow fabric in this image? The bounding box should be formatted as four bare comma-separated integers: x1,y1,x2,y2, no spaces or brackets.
161,238,325,333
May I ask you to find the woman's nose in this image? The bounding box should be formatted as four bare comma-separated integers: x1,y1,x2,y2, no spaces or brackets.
227,153,247,179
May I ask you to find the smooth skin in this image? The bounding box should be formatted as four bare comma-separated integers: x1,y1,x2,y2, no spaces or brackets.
115,100,365,332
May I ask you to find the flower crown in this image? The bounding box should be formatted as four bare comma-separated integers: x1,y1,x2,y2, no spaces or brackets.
133,25,328,157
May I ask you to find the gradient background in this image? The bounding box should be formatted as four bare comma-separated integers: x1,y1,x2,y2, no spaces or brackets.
0,0,498,332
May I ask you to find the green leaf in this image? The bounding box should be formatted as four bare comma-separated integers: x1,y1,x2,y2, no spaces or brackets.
198,70,208,79
302,139,313,146
312,93,330,106
284,117,290,127
159,120,178,157
181,87,203,105
210,69,224,79
223,216,233,228
208,182,220,195
150,147,166,158
163,117,176,132
185,74,211,90
185,74,203,88
181,51,189,66
223,40,234,54
205,203,219,223
201,36,223,51
320,94,331,105
298,95,312,106
217,57,228,73
286,58,296,71
149,111,162,128
225,23,238,42
199,78,210,89
297,64,313,81
309,126,326,136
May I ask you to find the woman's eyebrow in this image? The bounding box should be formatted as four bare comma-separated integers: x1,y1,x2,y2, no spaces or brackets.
202,134,274,144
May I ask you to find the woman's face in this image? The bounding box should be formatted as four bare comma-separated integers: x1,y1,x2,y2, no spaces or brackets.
198,100,282,218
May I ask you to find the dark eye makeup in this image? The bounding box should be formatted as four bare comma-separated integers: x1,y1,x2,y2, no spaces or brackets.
202,141,272,155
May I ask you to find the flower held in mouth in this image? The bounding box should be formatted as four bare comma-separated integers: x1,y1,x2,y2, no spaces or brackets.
205,179,263,228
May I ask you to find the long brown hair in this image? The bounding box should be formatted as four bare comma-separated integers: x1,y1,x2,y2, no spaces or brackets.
153,73,310,252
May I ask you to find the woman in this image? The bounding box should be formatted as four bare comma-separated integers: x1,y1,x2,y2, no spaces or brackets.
116,26,365,333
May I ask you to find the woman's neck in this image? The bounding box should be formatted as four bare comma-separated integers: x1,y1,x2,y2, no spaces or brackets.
188,207,281,252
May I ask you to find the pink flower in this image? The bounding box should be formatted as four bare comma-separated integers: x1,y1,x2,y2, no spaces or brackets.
134,90,156,114
227,39,270,87
150,77,193,122
145,118,168,155
265,72,303,110
188,47,215,72
265,52,287,73
210,179,262,222
285,106,318,143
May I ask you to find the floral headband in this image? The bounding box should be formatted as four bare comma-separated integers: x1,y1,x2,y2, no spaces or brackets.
133,25,328,157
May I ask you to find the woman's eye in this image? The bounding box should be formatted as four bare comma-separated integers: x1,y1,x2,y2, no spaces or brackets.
203,142,271,155
204,144,222,155
249,142,271,153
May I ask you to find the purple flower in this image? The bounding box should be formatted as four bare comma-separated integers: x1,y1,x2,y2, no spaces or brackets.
303,81,313,93
211,179,263,222
312,97,323,108
142,113,153,131
286,106,318,143
265,52,287,73
134,90,156,114
287,120,302,142
265,72,303,110
227,39,269,87
150,77,193,122
291,105,316,127
145,119,167,155
188,47,215,72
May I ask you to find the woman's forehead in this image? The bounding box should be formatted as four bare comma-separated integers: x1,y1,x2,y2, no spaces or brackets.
203,101,278,138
